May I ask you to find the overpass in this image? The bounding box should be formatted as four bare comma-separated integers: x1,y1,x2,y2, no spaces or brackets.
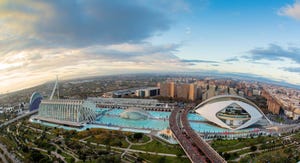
169,107,226,163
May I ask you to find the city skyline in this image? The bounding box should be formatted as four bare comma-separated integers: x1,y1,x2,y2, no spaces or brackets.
1,0,300,93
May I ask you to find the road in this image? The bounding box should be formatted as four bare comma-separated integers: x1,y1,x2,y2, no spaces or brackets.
0,110,38,128
169,107,226,163
0,110,38,163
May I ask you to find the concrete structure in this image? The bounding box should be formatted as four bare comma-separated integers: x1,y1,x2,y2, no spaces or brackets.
135,87,160,97
35,100,97,127
112,89,136,98
88,97,173,111
89,97,162,106
195,95,272,130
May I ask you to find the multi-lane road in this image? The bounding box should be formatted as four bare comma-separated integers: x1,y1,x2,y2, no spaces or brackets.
169,107,226,163
0,110,38,128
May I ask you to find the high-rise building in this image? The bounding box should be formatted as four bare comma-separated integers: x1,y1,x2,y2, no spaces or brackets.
159,82,198,101
188,84,197,101
176,84,189,99
159,82,175,98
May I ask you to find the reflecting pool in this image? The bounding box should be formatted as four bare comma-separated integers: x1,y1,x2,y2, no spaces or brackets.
33,108,253,133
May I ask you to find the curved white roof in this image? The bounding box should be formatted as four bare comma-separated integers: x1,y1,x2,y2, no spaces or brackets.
30,92,42,104
195,95,271,130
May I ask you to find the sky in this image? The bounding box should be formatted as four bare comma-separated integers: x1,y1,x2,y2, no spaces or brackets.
1,0,300,93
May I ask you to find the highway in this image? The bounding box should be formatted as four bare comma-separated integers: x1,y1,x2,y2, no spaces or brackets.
169,107,226,163
0,110,38,128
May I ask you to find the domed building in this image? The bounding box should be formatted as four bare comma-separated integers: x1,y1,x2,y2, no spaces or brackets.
195,95,272,130
29,92,43,111
120,107,152,120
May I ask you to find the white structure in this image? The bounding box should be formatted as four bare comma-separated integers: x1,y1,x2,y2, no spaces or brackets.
35,99,97,126
88,97,168,108
50,76,59,100
195,95,271,130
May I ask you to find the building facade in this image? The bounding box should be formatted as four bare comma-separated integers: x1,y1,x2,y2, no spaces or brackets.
135,87,160,97
195,95,272,130
159,82,198,101
35,99,97,126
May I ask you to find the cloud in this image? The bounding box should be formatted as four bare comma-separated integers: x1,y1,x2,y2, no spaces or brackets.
278,0,300,20
281,67,300,74
180,59,219,63
0,0,172,48
0,43,190,93
224,57,239,62
0,1,195,93
244,44,300,63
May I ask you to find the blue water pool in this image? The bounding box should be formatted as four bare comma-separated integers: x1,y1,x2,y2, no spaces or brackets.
96,116,169,130
190,122,227,133
188,113,206,121
33,108,255,133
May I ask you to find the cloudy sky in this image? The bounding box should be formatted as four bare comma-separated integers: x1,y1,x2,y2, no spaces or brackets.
1,0,300,93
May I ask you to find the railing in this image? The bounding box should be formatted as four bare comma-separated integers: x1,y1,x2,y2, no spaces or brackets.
217,113,250,119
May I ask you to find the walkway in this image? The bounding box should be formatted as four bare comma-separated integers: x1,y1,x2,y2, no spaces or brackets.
33,147,66,163
0,152,8,163
121,135,153,158
0,143,21,163
79,139,180,157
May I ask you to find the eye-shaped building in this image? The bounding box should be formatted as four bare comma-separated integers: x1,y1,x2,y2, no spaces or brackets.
195,95,272,130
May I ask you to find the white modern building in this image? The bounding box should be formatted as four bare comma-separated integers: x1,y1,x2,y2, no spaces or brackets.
88,97,169,108
195,95,272,130
34,99,97,127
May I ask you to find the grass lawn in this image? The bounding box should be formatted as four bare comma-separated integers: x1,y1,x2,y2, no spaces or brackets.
139,153,190,163
86,135,129,148
211,136,275,152
0,135,18,149
61,152,75,163
240,148,299,163
128,134,151,143
131,139,185,155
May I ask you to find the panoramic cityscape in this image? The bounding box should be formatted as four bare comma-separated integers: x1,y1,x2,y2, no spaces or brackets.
1,0,300,163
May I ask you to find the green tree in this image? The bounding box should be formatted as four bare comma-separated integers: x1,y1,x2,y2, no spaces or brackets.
133,133,143,140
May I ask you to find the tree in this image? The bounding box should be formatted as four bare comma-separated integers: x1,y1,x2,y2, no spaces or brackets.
79,153,86,162
69,157,75,163
57,149,62,154
223,153,231,160
250,145,257,152
106,145,111,152
158,156,166,163
133,133,143,140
